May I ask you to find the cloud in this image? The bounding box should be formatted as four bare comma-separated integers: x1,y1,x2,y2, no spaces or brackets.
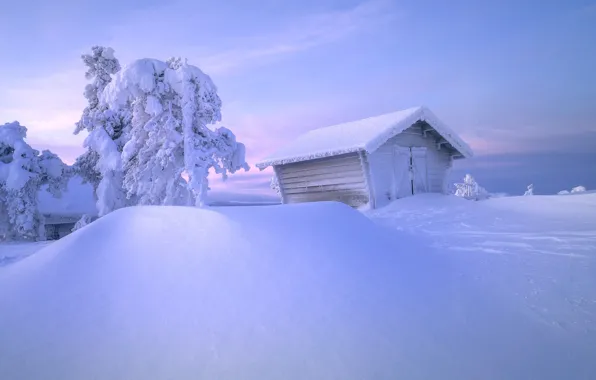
100,0,399,75
198,0,398,74
0,0,397,157
0,68,87,150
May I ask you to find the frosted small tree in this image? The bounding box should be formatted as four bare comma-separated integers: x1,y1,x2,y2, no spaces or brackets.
524,184,534,196
0,122,69,240
454,174,489,200
270,174,280,195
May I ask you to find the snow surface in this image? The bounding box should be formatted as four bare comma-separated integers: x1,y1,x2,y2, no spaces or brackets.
37,177,97,219
1,196,595,379
368,193,596,335
0,241,51,267
256,106,473,168
206,190,280,206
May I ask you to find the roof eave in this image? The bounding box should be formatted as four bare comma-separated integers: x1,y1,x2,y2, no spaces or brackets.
255,147,366,170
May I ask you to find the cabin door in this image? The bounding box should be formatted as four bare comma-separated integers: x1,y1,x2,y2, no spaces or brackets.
393,147,412,198
393,146,428,198
411,147,428,194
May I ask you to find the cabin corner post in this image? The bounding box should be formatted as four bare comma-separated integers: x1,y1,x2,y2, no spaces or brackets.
358,150,376,209
272,166,287,204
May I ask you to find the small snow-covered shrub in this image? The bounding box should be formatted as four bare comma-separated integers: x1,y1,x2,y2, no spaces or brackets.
557,186,587,195
524,184,534,196
454,174,489,201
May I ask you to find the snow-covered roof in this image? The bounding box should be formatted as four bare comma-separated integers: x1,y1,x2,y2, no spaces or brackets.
256,106,473,168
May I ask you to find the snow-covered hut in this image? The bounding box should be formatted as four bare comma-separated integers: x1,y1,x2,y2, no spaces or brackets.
256,106,473,209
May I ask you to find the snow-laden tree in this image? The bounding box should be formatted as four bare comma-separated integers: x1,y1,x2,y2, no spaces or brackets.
558,190,570,195
524,184,534,196
0,122,69,240
74,49,249,213
270,174,280,196
454,174,489,201
100,57,249,207
73,46,129,216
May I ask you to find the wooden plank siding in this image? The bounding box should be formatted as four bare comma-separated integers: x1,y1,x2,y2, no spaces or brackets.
276,153,369,208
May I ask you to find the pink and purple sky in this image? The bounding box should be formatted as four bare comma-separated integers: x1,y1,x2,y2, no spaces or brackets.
1,0,595,195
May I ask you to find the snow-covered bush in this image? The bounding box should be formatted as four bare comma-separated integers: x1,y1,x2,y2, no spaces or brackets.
524,184,534,196
73,47,249,215
454,174,489,201
558,190,570,195
0,121,69,240
270,174,280,195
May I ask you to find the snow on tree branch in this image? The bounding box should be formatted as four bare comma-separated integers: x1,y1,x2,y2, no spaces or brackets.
0,121,70,240
73,48,250,215
524,184,534,196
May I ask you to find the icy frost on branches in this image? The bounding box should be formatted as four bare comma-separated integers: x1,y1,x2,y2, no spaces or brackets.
74,48,249,214
99,57,249,208
73,46,127,216
0,122,69,240
524,184,534,196
454,174,489,201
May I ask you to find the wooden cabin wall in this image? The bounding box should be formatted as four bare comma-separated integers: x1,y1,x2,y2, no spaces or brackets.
275,153,369,208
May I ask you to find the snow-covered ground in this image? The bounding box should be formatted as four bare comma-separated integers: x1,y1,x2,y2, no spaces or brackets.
206,190,280,206
368,193,596,334
0,194,595,379
0,241,52,267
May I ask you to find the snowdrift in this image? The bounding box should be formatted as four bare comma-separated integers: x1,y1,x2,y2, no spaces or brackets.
1,201,594,379
0,203,427,379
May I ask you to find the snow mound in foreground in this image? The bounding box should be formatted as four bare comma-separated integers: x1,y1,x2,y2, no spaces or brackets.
2,202,593,379
0,203,434,379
